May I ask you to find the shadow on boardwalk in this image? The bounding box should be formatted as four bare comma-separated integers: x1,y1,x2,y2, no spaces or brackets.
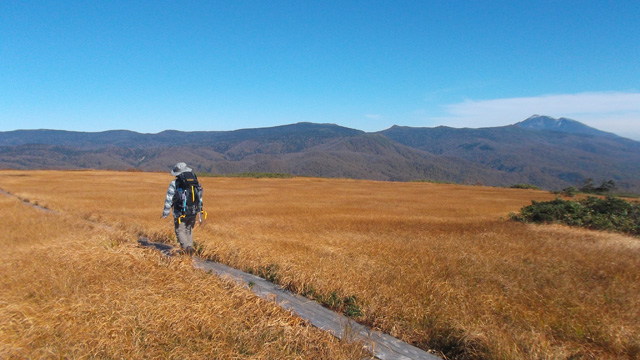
138,237,441,360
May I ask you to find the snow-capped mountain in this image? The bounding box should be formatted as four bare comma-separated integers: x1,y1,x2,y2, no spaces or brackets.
515,115,619,138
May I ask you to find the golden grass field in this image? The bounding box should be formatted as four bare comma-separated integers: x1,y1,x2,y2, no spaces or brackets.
1,170,639,359
0,172,368,359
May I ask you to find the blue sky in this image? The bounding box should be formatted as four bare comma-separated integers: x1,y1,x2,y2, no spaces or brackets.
2,1,639,139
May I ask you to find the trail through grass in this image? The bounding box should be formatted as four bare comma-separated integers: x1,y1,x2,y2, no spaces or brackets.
2,170,639,359
0,191,368,359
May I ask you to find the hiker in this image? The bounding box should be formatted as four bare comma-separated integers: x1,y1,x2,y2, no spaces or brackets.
162,162,204,255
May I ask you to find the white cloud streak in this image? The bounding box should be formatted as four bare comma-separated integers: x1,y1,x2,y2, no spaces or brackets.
431,92,640,140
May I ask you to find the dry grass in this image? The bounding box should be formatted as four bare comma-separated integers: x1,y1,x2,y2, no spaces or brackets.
0,183,368,359
1,170,639,359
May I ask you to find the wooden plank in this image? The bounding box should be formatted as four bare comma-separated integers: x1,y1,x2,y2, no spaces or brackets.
139,238,441,360
0,188,55,213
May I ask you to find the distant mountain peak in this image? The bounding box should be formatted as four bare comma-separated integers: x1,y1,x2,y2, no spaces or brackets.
515,115,617,138
522,114,571,125
525,114,548,120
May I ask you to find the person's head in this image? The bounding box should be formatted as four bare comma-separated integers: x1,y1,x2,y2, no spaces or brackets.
171,162,192,176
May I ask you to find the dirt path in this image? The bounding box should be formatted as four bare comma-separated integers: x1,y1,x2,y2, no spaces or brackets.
139,238,441,360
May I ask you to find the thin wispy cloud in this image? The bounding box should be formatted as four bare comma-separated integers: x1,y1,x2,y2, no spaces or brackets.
365,114,382,120
431,92,640,140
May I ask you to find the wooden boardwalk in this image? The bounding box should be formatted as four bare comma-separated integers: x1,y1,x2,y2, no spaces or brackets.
139,238,441,360
0,188,55,213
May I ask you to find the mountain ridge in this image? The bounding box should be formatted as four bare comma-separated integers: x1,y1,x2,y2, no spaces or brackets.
1,116,639,192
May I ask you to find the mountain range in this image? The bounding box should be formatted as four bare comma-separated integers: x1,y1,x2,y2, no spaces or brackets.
2,115,639,192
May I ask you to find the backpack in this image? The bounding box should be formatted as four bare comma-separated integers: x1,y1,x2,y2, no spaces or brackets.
173,171,203,218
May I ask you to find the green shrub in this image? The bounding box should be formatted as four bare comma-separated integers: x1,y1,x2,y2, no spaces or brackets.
510,184,541,190
511,196,640,236
413,179,456,185
343,295,363,318
580,178,616,194
317,292,363,318
560,186,577,197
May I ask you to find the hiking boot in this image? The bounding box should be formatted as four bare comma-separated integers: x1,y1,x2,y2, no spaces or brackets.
184,246,196,256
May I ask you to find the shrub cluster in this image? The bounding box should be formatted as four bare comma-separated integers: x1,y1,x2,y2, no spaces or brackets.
510,183,541,190
511,196,640,236
580,178,615,195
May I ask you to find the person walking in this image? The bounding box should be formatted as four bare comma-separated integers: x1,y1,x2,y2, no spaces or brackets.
162,162,204,255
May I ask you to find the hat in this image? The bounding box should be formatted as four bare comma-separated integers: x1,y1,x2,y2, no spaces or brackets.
171,162,192,176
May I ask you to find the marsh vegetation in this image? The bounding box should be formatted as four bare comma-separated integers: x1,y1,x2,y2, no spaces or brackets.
1,170,638,359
